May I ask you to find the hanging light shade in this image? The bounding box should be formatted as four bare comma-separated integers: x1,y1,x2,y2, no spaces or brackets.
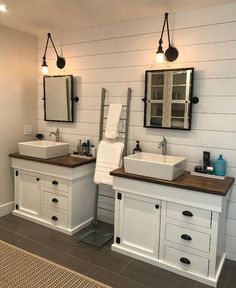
156,13,178,63
41,33,66,74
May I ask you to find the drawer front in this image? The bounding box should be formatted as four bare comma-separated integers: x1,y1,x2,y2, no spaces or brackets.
43,175,69,193
43,191,68,212
43,209,68,228
166,202,212,228
164,246,209,277
165,223,211,252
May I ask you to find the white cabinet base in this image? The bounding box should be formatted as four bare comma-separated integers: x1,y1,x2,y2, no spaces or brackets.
11,157,96,235
112,244,224,287
12,210,93,235
112,176,232,288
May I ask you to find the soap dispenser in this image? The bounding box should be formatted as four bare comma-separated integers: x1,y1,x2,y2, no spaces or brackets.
133,141,142,154
214,155,226,176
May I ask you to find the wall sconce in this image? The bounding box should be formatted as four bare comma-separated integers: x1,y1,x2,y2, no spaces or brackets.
156,13,178,63
42,33,66,74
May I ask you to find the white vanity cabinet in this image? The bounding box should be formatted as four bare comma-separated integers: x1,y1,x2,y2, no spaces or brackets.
111,168,234,287
10,154,96,235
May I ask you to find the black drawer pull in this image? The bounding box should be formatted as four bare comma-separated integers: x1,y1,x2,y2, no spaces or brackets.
180,257,191,265
36,178,40,181
182,211,193,217
181,234,192,241
52,180,58,185
155,204,160,209
51,216,58,221
52,198,58,203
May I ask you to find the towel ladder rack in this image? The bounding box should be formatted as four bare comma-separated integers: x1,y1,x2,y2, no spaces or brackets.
76,87,132,249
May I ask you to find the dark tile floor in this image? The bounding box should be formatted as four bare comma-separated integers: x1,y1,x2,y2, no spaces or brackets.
0,214,235,288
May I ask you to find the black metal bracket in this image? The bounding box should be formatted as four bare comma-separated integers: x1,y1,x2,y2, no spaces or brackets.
73,96,79,103
116,237,120,244
191,96,199,104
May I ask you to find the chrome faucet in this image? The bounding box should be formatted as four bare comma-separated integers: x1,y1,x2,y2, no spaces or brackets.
158,137,167,155
49,128,60,142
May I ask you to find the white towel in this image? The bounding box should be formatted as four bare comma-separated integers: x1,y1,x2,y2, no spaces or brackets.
94,140,124,186
105,104,122,139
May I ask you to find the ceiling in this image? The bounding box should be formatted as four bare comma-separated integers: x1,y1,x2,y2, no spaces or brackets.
0,0,235,35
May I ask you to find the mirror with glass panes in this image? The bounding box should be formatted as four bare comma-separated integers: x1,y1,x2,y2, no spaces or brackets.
144,68,194,130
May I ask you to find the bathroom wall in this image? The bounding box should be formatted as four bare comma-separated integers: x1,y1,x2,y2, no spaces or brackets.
0,25,38,215
37,3,236,260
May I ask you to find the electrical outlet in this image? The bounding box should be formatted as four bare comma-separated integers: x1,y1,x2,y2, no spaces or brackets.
24,125,33,135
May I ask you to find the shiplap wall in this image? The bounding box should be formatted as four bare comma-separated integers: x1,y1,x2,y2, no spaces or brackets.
37,3,236,260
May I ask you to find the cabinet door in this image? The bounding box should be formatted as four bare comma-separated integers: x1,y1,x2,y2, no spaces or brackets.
116,192,160,258
15,170,41,218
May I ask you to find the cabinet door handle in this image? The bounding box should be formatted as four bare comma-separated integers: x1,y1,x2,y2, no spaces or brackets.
52,198,58,203
182,210,193,217
51,216,58,221
52,180,58,185
180,257,191,265
155,204,160,209
36,178,40,181
181,234,192,241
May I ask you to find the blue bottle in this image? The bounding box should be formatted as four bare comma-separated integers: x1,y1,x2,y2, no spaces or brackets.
214,155,226,176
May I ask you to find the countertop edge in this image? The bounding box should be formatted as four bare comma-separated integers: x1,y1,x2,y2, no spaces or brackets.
9,153,96,168
110,168,234,196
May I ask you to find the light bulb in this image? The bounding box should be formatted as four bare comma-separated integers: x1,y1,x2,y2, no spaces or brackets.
42,65,48,74
0,4,7,12
156,52,165,63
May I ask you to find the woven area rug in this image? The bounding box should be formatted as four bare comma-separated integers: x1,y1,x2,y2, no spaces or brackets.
0,240,111,288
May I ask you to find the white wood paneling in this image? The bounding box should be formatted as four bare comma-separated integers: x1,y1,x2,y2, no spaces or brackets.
38,3,236,260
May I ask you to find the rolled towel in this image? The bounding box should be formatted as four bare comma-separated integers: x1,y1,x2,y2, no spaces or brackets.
94,140,124,186
105,104,122,139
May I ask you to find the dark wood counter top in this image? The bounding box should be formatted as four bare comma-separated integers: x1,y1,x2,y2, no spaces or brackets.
9,153,96,168
110,167,234,196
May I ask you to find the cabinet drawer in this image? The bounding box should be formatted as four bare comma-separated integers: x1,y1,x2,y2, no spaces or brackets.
43,209,68,228
164,246,209,277
43,191,68,212
43,175,69,193
165,223,210,252
166,202,212,228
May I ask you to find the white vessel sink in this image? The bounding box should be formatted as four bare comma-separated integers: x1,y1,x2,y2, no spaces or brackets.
18,140,69,159
124,152,186,181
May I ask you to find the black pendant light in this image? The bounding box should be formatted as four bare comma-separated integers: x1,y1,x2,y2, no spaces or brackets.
156,13,178,63
42,33,66,74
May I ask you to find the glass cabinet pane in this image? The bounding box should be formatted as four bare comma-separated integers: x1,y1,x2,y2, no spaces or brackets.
151,87,164,100
173,72,187,85
171,103,185,117
151,73,164,85
172,86,186,100
171,118,184,128
151,103,163,117
150,117,162,126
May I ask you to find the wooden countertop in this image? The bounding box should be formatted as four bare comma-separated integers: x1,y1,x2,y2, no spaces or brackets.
9,153,96,168
110,167,234,196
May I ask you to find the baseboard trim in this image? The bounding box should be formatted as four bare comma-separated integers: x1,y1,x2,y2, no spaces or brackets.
0,202,14,217
226,251,236,261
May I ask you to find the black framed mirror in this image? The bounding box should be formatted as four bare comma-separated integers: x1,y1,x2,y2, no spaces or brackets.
43,75,74,122
144,68,194,130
